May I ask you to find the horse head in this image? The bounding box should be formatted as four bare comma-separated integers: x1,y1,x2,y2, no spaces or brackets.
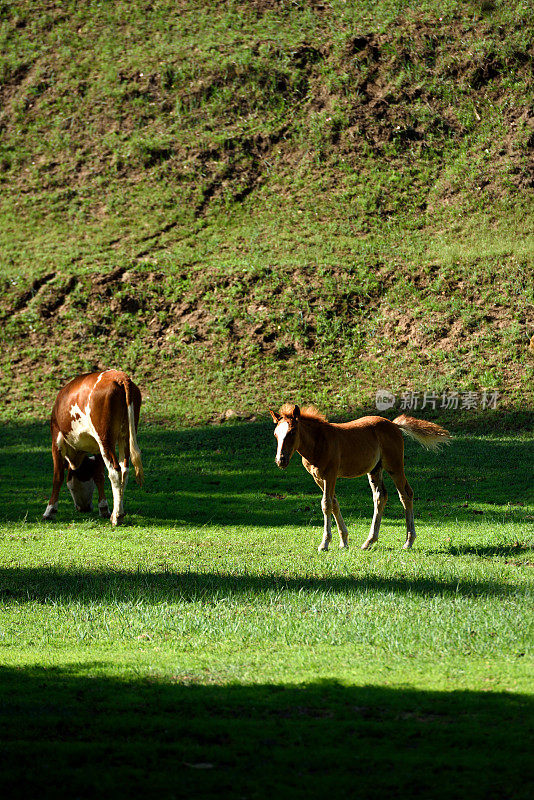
66,455,98,512
269,404,301,469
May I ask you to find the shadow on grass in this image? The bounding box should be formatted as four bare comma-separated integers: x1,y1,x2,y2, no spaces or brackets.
0,664,532,800
0,564,523,602
1,418,533,528
446,544,534,558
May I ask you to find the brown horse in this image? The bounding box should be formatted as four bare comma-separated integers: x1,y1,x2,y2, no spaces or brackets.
43,370,143,526
269,404,450,552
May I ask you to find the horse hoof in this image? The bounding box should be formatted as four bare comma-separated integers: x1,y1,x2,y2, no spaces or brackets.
339,542,349,550
42,505,57,521
318,544,329,553
403,540,414,549
361,539,376,550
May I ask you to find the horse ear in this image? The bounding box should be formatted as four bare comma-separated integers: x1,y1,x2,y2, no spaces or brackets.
293,405,300,420
269,409,281,424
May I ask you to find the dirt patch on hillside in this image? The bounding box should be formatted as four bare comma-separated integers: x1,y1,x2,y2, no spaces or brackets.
1,263,531,419
319,16,534,202
2,9,533,214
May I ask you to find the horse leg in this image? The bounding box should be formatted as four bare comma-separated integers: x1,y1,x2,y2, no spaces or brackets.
361,466,388,549
312,474,348,550
94,456,110,518
389,469,416,548
318,485,333,552
118,436,130,492
43,438,64,520
332,495,349,549
98,437,124,526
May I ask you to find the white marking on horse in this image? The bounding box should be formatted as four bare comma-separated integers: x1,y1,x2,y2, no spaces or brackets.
274,420,289,463
67,474,95,511
43,502,58,519
66,402,102,455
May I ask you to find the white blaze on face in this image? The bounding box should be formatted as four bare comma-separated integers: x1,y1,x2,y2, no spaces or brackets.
274,419,289,463
67,475,95,511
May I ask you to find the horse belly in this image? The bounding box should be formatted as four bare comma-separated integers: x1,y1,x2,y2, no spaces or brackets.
338,440,380,478
65,431,100,454
338,464,372,479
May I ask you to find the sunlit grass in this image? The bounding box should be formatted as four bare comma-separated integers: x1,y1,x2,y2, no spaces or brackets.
1,421,532,677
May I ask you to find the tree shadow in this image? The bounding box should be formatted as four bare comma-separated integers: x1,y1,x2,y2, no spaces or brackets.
0,664,532,800
1,418,532,529
0,565,522,603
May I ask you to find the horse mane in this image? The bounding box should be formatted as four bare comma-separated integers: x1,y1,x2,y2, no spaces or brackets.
279,403,329,423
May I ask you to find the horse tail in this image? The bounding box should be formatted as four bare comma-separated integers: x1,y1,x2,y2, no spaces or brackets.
123,377,144,486
392,415,451,452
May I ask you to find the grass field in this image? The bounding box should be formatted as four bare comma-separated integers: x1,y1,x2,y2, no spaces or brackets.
1,0,533,796
0,0,533,416
1,418,532,797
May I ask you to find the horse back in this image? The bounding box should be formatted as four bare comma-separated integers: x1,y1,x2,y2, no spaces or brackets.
332,416,404,477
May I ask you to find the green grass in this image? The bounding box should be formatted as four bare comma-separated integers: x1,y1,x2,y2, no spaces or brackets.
1,666,531,800
0,0,533,419
1,419,533,797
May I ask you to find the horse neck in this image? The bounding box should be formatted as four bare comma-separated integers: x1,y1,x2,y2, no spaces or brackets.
297,417,327,466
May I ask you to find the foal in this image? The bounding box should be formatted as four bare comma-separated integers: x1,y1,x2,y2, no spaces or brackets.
270,404,450,551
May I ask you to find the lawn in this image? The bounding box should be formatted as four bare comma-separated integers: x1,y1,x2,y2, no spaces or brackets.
0,417,532,798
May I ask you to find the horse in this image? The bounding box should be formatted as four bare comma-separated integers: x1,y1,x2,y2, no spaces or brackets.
43,370,143,526
269,404,450,552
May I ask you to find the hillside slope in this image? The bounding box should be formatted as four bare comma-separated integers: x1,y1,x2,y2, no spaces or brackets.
1,0,533,423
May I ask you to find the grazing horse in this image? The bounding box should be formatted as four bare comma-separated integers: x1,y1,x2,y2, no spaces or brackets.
270,404,450,551
43,370,143,526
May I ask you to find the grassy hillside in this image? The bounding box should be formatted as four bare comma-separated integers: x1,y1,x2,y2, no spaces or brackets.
1,0,533,422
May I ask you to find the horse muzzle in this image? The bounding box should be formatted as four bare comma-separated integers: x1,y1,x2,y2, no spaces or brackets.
276,455,289,469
